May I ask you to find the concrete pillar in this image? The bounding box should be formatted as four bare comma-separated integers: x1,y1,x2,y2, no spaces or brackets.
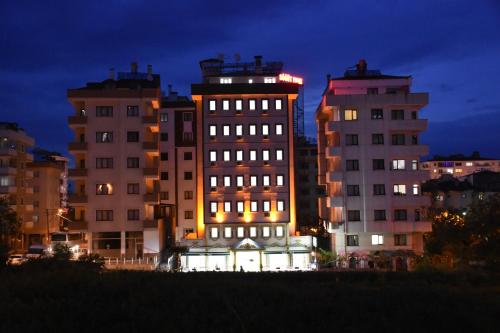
120,231,126,257
87,232,92,254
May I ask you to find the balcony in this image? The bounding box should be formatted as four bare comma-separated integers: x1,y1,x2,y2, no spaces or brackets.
390,170,429,183
68,220,88,230
68,168,88,178
325,146,341,159
143,168,159,178
143,219,158,228
326,171,343,182
142,115,158,125
0,166,17,175
69,194,88,204
393,144,429,156
328,93,429,108
142,141,158,151
391,195,429,207
389,119,428,132
325,121,341,134
326,195,344,208
0,186,16,194
143,192,158,203
68,142,88,151
68,115,88,126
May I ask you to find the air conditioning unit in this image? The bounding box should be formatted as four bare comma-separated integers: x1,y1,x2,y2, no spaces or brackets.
263,135,268,139
264,186,270,191
236,135,242,140
264,161,269,166
210,187,216,192
237,186,243,191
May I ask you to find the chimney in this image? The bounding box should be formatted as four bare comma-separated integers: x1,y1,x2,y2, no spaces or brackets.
255,55,263,74
356,59,367,73
109,68,115,80
131,62,138,73
147,64,153,81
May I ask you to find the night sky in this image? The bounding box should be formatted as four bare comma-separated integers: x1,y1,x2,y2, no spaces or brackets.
1,0,499,159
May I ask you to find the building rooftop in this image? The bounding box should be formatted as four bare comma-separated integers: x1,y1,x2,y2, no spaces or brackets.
199,55,283,79
331,59,410,81
427,152,496,161
0,122,25,132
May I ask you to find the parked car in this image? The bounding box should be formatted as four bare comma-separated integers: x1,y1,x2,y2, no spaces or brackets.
6,254,27,266
26,245,49,259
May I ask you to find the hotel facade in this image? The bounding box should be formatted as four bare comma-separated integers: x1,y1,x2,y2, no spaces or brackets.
316,60,431,263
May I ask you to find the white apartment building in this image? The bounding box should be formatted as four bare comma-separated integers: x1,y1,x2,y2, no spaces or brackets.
421,155,500,179
316,60,431,265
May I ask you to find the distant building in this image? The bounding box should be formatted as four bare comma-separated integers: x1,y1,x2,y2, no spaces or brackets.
0,122,34,249
316,60,431,261
421,152,500,179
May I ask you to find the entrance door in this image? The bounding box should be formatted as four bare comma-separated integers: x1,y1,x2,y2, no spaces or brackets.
236,251,260,272
136,243,143,259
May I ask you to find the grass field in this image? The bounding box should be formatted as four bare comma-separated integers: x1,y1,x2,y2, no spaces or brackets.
0,264,498,332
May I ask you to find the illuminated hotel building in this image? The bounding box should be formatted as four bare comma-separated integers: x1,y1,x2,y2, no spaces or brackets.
181,56,315,271
316,60,431,261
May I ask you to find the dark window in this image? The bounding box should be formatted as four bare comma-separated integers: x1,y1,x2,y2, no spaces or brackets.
415,209,421,221
372,134,384,144
127,183,139,194
394,234,407,246
394,209,408,221
411,135,419,145
346,185,360,196
372,159,385,170
160,191,168,200
391,109,405,120
345,134,358,146
371,109,383,119
127,131,139,142
184,191,193,200
96,184,112,195
184,152,193,160
96,210,113,221
346,159,359,171
127,105,139,117
183,112,193,121
161,172,168,180
96,158,113,169
367,88,378,95
184,210,193,219
347,210,361,221
412,111,417,120
96,106,113,117
184,172,193,180
346,235,359,246
374,210,386,221
183,132,194,142
391,134,405,145
373,184,386,195
160,132,168,141
127,209,140,220
96,132,113,143
160,152,168,161
127,158,139,168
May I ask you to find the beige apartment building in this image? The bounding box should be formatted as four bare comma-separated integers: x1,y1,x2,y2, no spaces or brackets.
421,153,500,179
0,122,34,249
316,60,431,265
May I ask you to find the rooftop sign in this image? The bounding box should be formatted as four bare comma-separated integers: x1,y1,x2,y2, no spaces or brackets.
278,73,303,85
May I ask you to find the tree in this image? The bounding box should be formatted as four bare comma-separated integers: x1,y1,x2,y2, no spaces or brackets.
0,197,20,255
52,243,73,261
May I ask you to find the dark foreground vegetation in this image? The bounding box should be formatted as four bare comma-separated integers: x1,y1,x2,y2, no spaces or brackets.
1,262,499,332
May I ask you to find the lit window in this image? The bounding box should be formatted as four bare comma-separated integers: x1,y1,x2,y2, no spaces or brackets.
262,124,269,136
275,124,283,135
371,234,384,245
223,150,231,162
248,79,253,84
250,200,258,212
393,184,407,195
209,125,217,137
237,201,244,213
224,201,231,212
222,99,230,111
412,184,419,195
262,226,271,237
224,227,232,238
466,162,473,167
237,227,245,238
220,78,232,84
236,176,244,187
210,227,219,239
263,201,271,212
249,99,256,110
235,100,243,111
210,176,217,188
236,125,243,137
276,226,284,237
345,109,357,121
209,150,217,162
455,168,463,173
276,175,284,186
249,150,257,161
275,99,282,110
263,175,270,186
250,175,257,186
264,77,276,83
446,168,453,174
277,200,285,212
249,227,257,238
223,125,230,136
392,159,405,170
262,150,270,161
276,149,284,161
210,202,218,213
262,99,269,110
236,150,243,162
249,124,257,135
96,183,113,195
224,176,231,187
209,100,216,111
412,160,418,170
160,113,168,122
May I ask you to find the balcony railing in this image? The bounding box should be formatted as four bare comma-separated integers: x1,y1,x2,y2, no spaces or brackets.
68,194,88,204
68,115,88,125
68,168,88,177
69,220,88,230
68,142,88,151
143,168,159,177
143,219,158,228
142,115,158,124
143,193,158,202
142,142,158,150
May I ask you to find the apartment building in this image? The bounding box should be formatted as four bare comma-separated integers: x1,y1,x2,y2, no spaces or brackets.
316,60,431,264
67,63,162,258
180,56,315,271
421,152,500,179
0,122,34,249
